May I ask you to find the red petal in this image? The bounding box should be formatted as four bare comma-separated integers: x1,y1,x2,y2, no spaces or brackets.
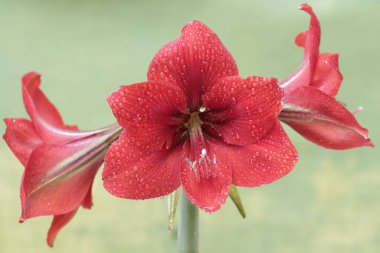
103,131,182,199
230,122,298,187
21,72,90,144
280,4,321,92
295,31,308,47
20,143,102,219
147,21,238,109
107,81,187,152
22,72,66,142
22,72,65,129
311,53,343,97
47,209,78,247
202,76,282,146
3,118,43,166
280,86,374,149
181,139,232,212
81,183,93,209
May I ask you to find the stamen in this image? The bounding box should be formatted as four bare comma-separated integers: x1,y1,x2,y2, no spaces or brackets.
185,158,197,170
184,112,218,179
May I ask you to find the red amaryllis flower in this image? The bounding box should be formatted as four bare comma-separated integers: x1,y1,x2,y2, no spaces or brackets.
3,72,122,246
103,21,298,212
279,4,374,149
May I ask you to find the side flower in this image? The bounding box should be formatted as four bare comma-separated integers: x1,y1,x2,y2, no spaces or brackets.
103,21,298,212
3,72,122,246
279,4,373,149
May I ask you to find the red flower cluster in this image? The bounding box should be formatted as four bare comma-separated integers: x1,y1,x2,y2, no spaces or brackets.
3,3,372,246
4,73,122,246
279,4,373,149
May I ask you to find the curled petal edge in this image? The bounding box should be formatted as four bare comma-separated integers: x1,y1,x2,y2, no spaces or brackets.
279,86,374,150
280,3,321,92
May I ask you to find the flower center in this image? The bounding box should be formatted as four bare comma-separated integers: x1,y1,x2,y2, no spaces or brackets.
184,111,218,180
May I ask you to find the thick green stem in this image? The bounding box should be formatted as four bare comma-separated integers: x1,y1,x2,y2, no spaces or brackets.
177,190,199,253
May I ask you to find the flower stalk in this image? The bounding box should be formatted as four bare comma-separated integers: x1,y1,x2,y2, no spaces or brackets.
177,190,199,253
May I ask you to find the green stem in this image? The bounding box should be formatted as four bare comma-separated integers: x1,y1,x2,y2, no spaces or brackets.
177,190,199,253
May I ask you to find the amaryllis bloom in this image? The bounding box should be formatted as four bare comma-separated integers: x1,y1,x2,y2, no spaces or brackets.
279,4,373,149
103,21,298,212
3,72,122,246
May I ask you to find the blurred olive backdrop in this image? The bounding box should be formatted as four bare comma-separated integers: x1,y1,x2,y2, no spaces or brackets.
0,0,379,252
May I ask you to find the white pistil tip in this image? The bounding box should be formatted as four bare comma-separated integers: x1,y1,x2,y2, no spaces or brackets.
353,106,363,114
199,106,206,112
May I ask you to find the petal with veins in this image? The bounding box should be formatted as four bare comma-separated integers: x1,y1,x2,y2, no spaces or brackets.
280,4,321,92
311,53,343,97
280,86,373,149
22,72,66,131
203,76,282,146
108,81,187,152
3,118,43,166
103,131,182,199
21,143,103,219
181,139,232,212
148,21,238,109
230,122,298,186
21,72,94,144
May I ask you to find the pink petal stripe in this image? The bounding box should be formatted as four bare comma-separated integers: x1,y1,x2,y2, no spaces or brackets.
103,131,182,199
148,21,238,109
202,76,282,146
107,81,187,152
230,122,298,186
21,144,102,219
280,86,374,149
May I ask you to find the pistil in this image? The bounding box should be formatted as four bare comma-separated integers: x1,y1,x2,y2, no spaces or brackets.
185,112,218,180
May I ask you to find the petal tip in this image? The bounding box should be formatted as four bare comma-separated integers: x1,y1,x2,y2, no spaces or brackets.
47,236,55,247
22,71,41,89
197,199,224,213
19,209,30,222
298,3,313,13
106,92,114,107
367,140,375,148
3,118,13,140
3,118,13,126
182,20,205,30
19,216,25,223
203,206,219,213
183,181,229,214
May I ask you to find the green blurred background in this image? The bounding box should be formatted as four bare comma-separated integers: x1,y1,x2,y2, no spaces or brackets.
0,0,379,252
